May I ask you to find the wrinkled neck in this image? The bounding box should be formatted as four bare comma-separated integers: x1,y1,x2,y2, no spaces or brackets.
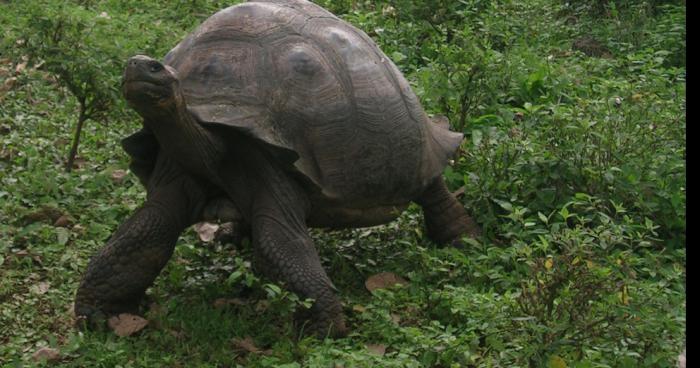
141,92,226,181
138,91,187,129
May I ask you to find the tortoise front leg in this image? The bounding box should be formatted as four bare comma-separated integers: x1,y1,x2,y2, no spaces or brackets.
250,172,347,338
75,155,207,328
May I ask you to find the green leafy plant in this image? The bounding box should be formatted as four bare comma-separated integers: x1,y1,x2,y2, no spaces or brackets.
2,1,180,171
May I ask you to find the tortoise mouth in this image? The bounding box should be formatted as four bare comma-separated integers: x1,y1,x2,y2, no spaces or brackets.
123,80,174,105
122,83,181,120
123,77,168,87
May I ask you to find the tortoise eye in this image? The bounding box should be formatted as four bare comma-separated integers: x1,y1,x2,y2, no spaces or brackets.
149,63,163,73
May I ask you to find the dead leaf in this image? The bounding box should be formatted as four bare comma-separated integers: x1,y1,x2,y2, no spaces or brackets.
390,313,401,324
108,313,148,337
365,272,408,292
544,258,554,270
168,328,185,339
1,77,16,92
65,303,76,318
366,344,387,356
32,347,60,362
15,249,29,257
23,206,64,224
69,157,87,170
254,300,270,313
547,355,567,368
53,215,72,228
232,336,271,355
452,186,466,198
111,169,128,183
193,222,220,242
31,281,50,295
15,61,27,75
213,298,248,309
352,304,367,313
148,302,165,316
572,36,612,58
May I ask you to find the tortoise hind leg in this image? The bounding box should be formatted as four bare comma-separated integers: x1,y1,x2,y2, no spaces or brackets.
415,176,481,246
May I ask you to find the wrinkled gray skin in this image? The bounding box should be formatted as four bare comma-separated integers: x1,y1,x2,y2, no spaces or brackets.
74,0,481,338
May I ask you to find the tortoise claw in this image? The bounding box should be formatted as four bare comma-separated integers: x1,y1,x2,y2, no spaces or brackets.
74,303,108,331
294,309,348,339
74,296,143,331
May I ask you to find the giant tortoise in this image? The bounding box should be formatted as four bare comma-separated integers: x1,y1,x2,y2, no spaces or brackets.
75,0,480,337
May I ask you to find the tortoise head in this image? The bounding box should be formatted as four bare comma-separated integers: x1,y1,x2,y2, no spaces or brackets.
122,55,182,117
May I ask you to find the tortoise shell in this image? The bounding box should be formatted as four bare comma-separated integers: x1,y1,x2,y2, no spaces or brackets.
124,0,462,205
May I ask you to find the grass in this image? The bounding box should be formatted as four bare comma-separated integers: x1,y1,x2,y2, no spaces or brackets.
0,0,685,367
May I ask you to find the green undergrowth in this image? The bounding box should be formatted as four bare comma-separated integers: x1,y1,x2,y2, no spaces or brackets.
0,0,685,367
